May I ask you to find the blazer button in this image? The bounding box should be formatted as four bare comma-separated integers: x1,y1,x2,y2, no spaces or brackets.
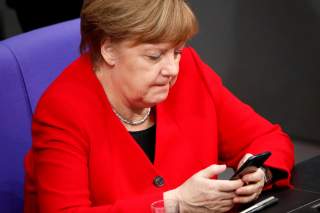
153,176,165,187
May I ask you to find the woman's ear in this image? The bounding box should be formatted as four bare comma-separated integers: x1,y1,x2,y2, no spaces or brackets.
100,39,116,66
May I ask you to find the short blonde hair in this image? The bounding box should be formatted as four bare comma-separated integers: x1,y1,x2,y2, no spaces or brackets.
80,0,198,63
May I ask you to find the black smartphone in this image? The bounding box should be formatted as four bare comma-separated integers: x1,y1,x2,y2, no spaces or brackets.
230,151,272,180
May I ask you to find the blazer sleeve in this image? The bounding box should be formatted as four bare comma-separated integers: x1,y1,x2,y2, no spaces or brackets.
187,47,294,187
31,92,162,213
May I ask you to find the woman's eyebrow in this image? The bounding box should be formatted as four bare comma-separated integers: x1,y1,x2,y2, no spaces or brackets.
143,44,185,53
142,45,167,52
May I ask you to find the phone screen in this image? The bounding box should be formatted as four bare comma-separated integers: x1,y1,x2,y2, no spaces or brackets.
230,151,271,180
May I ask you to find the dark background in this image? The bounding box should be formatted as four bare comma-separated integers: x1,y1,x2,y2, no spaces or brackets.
1,0,319,143
188,1,320,142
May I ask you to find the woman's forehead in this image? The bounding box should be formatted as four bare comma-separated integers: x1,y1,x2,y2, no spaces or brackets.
141,43,185,50
121,41,185,51
114,40,185,55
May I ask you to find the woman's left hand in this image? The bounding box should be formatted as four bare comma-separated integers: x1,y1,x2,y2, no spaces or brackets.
233,154,265,204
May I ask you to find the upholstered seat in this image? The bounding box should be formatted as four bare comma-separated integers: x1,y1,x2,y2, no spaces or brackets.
0,18,80,212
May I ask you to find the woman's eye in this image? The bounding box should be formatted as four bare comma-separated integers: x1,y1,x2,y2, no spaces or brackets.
174,50,183,58
148,54,161,61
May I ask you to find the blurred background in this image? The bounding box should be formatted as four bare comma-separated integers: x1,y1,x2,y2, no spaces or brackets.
0,0,319,164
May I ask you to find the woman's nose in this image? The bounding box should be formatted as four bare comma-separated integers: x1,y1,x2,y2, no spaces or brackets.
161,55,179,77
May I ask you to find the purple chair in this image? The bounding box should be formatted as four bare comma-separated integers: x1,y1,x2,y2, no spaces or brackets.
0,19,80,212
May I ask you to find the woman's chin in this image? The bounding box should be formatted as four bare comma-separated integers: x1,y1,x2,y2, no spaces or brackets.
147,92,169,105
142,85,171,106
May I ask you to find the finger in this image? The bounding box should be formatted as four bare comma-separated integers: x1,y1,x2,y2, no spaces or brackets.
180,204,211,213
205,199,234,209
242,168,265,183
206,200,234,212
213,179,244,192
206,206,234,213
237,153,253,169
235,182,263,196
234,193,258,203
198,164,227,178
219,206,234,213
219,199,234,208
205,190,236,200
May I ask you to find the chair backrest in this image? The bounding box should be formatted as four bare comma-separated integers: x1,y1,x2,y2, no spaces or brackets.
0,19,80,212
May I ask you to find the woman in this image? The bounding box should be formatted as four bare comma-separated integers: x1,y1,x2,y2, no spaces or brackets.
24,0,294,212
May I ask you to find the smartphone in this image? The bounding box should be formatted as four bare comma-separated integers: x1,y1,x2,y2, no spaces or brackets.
230,151,271,180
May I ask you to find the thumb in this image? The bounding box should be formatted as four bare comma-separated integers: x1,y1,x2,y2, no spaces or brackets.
198,164,227,178
238,153,253,169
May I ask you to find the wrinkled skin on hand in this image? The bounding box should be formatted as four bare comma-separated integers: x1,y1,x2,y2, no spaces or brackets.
164,164,244,213
233,154,265,204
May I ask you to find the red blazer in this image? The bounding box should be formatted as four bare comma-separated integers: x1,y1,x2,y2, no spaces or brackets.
24,47,294,212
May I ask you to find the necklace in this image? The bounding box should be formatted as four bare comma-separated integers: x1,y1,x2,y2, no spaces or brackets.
112,107,151,126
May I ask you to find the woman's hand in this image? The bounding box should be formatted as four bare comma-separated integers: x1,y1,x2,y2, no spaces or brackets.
233,154,265,204
164,164,243,213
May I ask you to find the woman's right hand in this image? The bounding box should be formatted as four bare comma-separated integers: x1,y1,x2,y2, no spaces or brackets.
164,164,243,213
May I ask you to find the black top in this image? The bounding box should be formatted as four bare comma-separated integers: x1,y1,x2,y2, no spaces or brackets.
129,125,156,163
129,125,286,183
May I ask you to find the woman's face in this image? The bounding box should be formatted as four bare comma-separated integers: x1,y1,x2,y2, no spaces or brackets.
103,40,184,108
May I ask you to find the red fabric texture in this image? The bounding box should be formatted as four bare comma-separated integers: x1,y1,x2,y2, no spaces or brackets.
24,47,294,212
